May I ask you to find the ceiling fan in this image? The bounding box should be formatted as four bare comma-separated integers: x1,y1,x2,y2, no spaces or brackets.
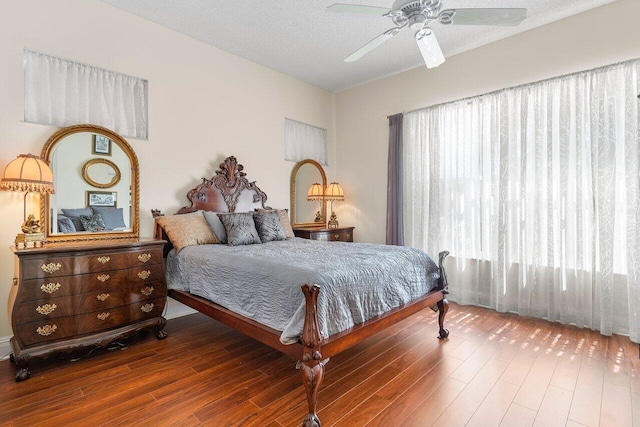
327,0,527,69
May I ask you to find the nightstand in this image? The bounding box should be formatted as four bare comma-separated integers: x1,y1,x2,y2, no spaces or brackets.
293,226,354,242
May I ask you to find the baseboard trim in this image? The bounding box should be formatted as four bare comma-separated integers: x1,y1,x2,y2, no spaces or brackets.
0,336,11,361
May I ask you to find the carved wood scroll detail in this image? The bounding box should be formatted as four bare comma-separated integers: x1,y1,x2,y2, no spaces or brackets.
176,156,268,214
300,284,324,427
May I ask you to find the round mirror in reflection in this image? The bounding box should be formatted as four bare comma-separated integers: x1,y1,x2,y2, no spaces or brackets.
82,158,121,189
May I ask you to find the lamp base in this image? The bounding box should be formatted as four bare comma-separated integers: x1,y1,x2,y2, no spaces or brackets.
15,232,45,249
327,212,339,229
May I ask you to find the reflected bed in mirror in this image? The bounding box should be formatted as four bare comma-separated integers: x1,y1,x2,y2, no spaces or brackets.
41,124,139,242
290,159,327,227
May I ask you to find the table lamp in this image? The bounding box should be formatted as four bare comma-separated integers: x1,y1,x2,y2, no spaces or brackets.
1,154,55,247
325,182,344,229
307,182,324,223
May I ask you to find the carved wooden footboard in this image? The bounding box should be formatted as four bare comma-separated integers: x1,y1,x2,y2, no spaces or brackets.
153,155,450,425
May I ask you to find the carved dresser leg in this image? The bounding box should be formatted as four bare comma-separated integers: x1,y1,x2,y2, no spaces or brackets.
156,317,168,340
11,353,32,382
300,284,324,427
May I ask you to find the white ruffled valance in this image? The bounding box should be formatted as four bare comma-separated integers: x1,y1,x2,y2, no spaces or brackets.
24,50,148,139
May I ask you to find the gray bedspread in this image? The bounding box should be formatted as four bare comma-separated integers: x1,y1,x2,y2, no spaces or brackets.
166,238,439,344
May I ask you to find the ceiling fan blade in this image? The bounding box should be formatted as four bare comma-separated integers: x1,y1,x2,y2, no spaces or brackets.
344,27,403,63
326,3,392,15
438,8,527,26
415,30,445,69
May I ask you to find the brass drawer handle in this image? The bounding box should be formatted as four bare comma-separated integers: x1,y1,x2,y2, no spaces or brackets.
138,253,152,263
96,293,110,302
138,270,151,280
334,234,340,239
41,282,61,294
41,263,62,274
97,274,110,283
97,312,110,321
141,303,154,313
97,256,111,264
36,303,57,315
346,234,351,240
36,325,57,336
141,286,154,296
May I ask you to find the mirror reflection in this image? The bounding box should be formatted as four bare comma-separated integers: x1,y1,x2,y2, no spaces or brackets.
82,158,121,189
41,124,139,242
290,159,327,227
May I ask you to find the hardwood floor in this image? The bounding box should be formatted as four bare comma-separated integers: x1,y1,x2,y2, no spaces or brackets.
0,302,638,426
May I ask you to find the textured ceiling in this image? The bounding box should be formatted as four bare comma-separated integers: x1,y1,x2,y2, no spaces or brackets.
99,0,617,93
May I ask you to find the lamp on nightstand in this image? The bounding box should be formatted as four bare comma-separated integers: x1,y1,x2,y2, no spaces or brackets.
325,182,344,229
1,154,55,247
307,182,324,223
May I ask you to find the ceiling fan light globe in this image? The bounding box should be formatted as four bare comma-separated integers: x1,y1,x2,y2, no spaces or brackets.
415,29,445,68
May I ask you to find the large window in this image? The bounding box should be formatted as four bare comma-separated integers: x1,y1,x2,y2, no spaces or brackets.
403,60,639,342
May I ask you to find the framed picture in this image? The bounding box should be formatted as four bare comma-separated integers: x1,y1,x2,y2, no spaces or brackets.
92,134,112,156
86,191,117,207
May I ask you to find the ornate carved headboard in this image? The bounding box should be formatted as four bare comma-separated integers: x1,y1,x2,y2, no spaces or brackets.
152,155,270,254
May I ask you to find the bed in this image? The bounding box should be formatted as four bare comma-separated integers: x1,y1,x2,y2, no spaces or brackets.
152,155,450,426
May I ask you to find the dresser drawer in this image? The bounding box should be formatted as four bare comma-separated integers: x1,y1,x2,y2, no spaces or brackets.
21,247,163,280
18,264,164,302
14,297,166,346
13,281,166,323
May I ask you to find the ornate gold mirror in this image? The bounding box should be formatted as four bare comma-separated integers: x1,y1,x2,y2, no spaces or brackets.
41,124,139,242
82,158,121,189
290,159,327,227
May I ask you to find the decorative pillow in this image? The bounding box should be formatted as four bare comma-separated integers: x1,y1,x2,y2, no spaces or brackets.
253,211,287,243
256,208,295,239
91,206,126,230
203,211,227,243
79,214,107,232
217,212,261,246
155,211,221,252
61,208,93,231
57,215,76,233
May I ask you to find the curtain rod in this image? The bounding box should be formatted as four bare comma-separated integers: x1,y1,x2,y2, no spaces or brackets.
394,57,640,117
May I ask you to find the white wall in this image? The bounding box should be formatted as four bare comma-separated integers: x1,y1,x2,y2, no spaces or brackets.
0,0,336,339
335,0,640,244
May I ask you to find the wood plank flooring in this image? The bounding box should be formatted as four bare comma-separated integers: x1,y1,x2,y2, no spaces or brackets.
0,303,638,426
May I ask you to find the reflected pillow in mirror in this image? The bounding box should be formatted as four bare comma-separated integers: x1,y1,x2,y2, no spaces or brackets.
61,207,93,231
217,212,261,246
91,206,126,231
57,215,76,233
79,214,107,232
156,211,221,252
253,211,287,243
203,211,227,243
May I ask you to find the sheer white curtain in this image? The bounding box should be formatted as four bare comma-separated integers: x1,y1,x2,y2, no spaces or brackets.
404,60,639,342
24,50,148,139
284,118,327,165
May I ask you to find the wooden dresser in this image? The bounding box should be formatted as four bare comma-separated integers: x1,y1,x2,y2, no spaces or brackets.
293,226,355,242
8,238,167,381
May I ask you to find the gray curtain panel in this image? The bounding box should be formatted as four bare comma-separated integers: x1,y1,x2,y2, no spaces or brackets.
386,113,404,245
